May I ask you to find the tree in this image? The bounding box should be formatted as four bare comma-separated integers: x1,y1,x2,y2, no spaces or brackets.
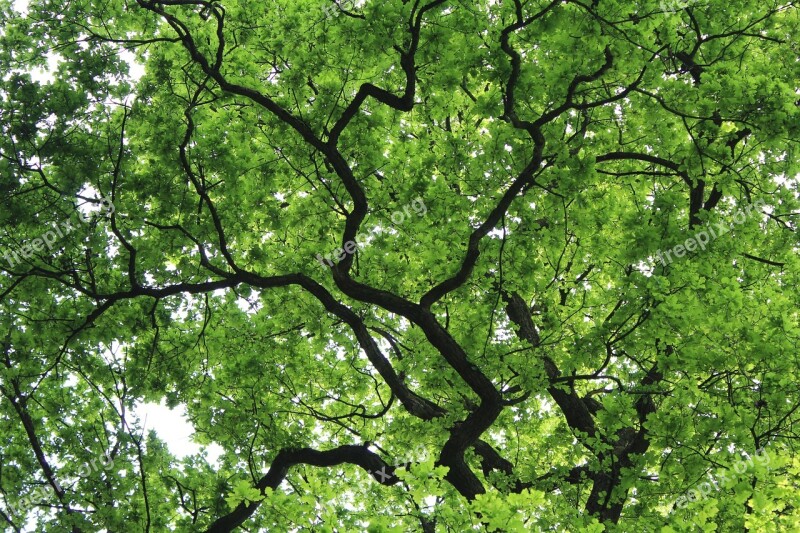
0,0,799,530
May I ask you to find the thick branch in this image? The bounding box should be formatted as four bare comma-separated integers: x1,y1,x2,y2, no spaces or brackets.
204,445,401,533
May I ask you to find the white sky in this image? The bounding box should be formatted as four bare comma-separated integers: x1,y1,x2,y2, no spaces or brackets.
134,401,224,464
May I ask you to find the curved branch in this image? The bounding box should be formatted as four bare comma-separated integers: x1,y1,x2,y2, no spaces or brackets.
328,0,449,145
203,444,402,533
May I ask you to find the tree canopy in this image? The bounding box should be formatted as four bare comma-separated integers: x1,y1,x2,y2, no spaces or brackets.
1,0,799,531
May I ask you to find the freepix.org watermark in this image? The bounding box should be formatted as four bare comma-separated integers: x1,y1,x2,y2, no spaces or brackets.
366,443,429,483
8,450,114,516
654,198,766,267
2,196,114,268
321,0,357,20
670,447,771,512
316,197,427,268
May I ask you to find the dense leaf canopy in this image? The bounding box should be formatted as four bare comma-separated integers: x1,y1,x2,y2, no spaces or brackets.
1,0,799,531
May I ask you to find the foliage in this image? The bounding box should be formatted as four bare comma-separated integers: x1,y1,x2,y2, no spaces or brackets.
1,0,799,531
